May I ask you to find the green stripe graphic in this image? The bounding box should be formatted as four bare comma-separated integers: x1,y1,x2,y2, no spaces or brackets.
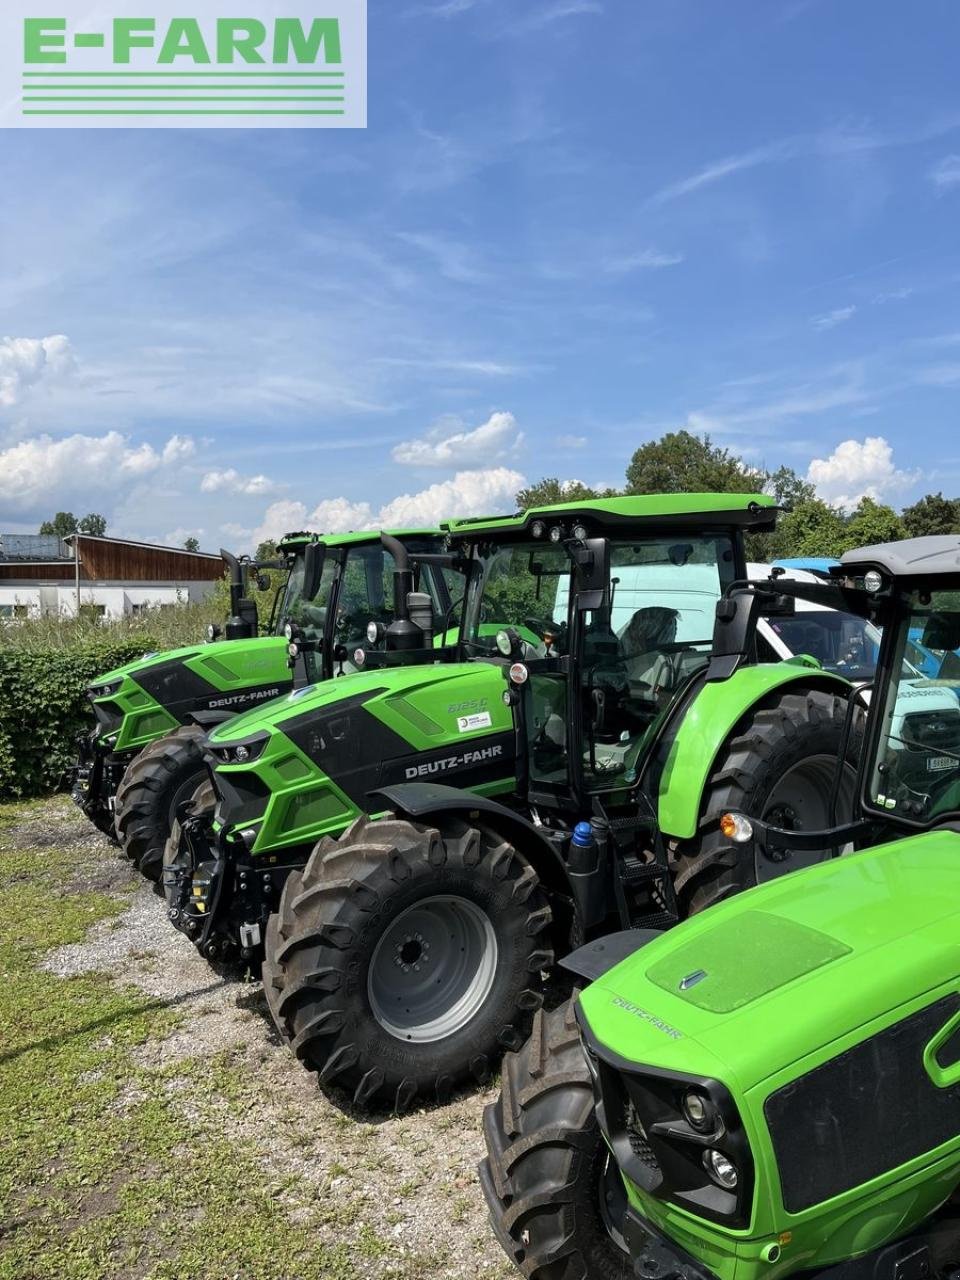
22,70,344,77
23,95,345,101
22,108,346,115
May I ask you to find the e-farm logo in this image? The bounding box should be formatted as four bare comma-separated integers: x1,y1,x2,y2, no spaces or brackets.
0,0,366,128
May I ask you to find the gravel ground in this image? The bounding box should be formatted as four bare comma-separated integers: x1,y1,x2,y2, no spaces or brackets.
8,796,515,1280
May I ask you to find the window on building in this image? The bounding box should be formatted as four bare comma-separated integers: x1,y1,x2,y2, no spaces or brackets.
79,604,107,622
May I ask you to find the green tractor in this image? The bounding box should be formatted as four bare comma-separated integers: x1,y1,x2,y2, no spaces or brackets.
174,492,860,1110
481,535,960,1280
71,528,453,880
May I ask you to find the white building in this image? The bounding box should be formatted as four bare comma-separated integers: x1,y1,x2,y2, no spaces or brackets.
0,533,223,620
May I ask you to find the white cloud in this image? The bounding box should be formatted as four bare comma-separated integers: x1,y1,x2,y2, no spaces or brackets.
396,231,487,283
557,434,587,449
806,436,918,511
163,435,195,464
931,154,960,190
0,335,74,407
378,356,526,377
252,467,524,546
201,468,280,496
379,467,523,526
917,364,960,387
164,526,206,548
812,305,857,330
392,410,523,468
602,249,683,274
0,430,196,517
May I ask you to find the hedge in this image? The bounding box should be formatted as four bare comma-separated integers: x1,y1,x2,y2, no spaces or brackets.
0,640,162,801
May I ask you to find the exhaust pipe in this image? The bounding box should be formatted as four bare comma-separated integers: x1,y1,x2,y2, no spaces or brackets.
381,533,425,651
219,547,257,640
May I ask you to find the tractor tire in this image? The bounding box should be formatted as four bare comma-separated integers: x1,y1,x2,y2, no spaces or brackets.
480,998,629,1280
262,814,554,1111
162,778,216,918
673,687,860,916
115,725,209,883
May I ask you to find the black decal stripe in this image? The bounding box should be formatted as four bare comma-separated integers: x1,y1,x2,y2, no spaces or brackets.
276,691,515,809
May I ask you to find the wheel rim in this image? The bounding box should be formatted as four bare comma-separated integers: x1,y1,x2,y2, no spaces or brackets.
758,755,856,883
367,895,498,1043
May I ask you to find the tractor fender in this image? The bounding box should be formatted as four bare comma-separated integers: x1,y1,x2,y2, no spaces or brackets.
560,929,664,982
656,664,852,841
370,781,574,902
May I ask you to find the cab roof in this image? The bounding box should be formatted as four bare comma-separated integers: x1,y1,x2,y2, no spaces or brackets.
840,536,960,580
276,527,442,552
444,492,777,539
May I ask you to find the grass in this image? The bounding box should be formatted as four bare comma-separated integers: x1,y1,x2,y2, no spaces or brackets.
0,804,365,1280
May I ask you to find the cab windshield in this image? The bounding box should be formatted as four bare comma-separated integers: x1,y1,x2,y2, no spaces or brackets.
766,611,880,681
279,550,336,645
870,592,960,822
465,533,738,792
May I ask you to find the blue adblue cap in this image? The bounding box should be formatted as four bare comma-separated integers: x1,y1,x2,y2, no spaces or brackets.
571,821,594,848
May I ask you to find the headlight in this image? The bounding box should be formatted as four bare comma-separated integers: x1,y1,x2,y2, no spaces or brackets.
572,523,588,542
212,736,267,764
548,525,563,543
495,629,513,657
509,662,529,685
863,569,884,593
92,679,122,698
284,621,295,641
531,520,545,538
703,1149,738,1190
681,1090,709,1130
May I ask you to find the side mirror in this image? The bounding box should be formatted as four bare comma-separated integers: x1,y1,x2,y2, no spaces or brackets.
572,538,610,611
255,572,271,592
302,541,324,604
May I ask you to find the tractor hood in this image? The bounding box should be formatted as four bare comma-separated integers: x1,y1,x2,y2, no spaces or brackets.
90,641,210,688
204,660,516,855
579,828,960,1094
209,659,510,746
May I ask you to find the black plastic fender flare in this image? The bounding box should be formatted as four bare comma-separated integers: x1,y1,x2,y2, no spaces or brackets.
369,781,575,902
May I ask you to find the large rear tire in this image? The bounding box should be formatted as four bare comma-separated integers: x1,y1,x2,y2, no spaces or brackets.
262,814,554,1111
115,725,208,883
673,687,860,915
480,999,629,1280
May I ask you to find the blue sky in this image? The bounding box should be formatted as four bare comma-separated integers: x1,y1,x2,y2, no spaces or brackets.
2,0,960,549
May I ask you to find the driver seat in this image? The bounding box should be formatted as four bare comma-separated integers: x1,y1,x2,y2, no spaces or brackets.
620,607,680,703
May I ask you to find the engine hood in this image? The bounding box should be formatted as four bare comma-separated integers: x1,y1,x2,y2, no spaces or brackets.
579,829,960,1094
210,659,509,746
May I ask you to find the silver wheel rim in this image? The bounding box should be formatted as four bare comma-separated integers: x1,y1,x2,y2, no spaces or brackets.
367,895,498,1043
759,755,857,882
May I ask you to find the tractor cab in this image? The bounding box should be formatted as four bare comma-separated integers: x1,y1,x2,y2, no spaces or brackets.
445,498,775,812
731,535,960,855
279,529,458,684
842,538,960,829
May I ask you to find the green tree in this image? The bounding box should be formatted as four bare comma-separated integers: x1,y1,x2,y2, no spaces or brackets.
183,536,200,552
515,478,602,509
39,512,78,537
765,465,816,510
77,513,107,536
255,539,279,562
842,496,905,551
771,499,849,559
625,430,761,495
902,492,960,538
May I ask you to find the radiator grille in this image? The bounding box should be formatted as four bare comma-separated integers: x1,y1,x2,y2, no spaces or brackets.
765,994,960,1213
